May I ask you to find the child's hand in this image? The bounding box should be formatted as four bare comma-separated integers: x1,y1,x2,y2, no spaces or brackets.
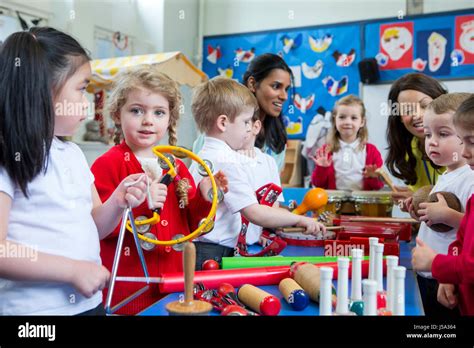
418,193,448,226
296,216,327,236
437,283,458,309
148,178,168,210
311,147,332,167
199,170,229,202
411,237,437,272
363,164,380,178
70,260,110,298
114,174,148,209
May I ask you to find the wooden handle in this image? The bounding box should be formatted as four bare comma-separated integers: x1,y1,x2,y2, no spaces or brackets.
376,169,398,192
282,226,344,233
347,216,417,224
183,242,195,304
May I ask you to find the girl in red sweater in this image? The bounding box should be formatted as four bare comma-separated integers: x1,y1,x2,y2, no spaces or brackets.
91,66,225,315
412,95,474,315
311,95,384,190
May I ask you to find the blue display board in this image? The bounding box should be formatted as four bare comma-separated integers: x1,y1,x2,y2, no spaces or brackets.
203,24,361,140
364,12,474,82
202,10,474,140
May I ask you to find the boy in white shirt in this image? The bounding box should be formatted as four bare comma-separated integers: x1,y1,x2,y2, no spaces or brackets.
407,93,474,317
189,77,325,269
237,116,285,246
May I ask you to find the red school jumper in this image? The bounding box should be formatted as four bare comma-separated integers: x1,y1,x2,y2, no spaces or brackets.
432,195,474,315
311,143,384,190
91,142,210,315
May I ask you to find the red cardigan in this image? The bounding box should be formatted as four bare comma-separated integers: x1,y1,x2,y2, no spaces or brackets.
311,142,384,190
91,142,211,315
432,195,474,316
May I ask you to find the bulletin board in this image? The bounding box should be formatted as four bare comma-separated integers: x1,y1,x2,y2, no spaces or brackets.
364,11,474,82
203,9,474,140
203,24,362,140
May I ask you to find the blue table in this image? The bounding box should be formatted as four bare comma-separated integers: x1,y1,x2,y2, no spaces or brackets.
139,242,424,316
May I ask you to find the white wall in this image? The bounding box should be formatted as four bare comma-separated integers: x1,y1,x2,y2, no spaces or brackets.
203,0,406,36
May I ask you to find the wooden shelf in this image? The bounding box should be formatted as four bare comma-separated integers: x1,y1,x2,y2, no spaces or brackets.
280,140,302,187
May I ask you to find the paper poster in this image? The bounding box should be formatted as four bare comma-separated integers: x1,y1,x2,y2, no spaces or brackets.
455,15,474,65
379,22,414,70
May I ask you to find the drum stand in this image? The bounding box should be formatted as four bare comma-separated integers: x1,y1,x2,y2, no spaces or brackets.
105,206,162,315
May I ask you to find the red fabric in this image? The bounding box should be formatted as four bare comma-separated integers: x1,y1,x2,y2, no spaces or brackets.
311,143,384,190
432,195,474,316
91,142,211,315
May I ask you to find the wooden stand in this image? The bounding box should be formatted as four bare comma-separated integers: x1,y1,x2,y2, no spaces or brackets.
166,242,212,315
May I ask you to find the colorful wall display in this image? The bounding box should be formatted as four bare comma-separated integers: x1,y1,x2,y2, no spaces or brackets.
203,24,361,140
365,12,474,82
203,9,473,140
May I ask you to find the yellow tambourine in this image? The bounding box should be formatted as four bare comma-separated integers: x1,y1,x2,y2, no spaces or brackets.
125,145,218,246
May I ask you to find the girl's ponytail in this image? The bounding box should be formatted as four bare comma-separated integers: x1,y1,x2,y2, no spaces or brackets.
0,31,55,196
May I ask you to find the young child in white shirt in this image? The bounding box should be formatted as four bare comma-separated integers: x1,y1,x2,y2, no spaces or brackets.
408,93,474,317
237,117,284,245
189,77,326,269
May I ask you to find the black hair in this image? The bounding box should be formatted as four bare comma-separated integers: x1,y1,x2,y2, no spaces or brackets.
385,73,447,185
242,53,294,154
0,27,90,196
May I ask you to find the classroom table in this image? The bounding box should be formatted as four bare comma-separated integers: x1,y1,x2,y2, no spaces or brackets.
139,241,424,316
139,187,423,315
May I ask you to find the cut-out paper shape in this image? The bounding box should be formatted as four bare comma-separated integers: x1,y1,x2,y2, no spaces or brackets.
281,33,303,54
285,116,304,135
381,26,413,61
450,49,465,66
379,22,414,70
332,49,356,67
459,19,474,54
455,15,474,64
235,48,256,63
322,76,348,97
217,66,233,79
294,93,315,114
309,34,333,53
428,32,447,72
289,65,302,88
412,58,427,71
302,60,323,79
206,44,222,64
375,52,389,67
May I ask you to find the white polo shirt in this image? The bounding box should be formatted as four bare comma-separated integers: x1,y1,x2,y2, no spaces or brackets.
333,139,366,191
189,137,258,248
245,148,284,245
417,164,474,278
0,138,102,315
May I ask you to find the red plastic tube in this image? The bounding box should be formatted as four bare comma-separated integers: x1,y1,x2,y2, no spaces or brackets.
158,260,385,293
